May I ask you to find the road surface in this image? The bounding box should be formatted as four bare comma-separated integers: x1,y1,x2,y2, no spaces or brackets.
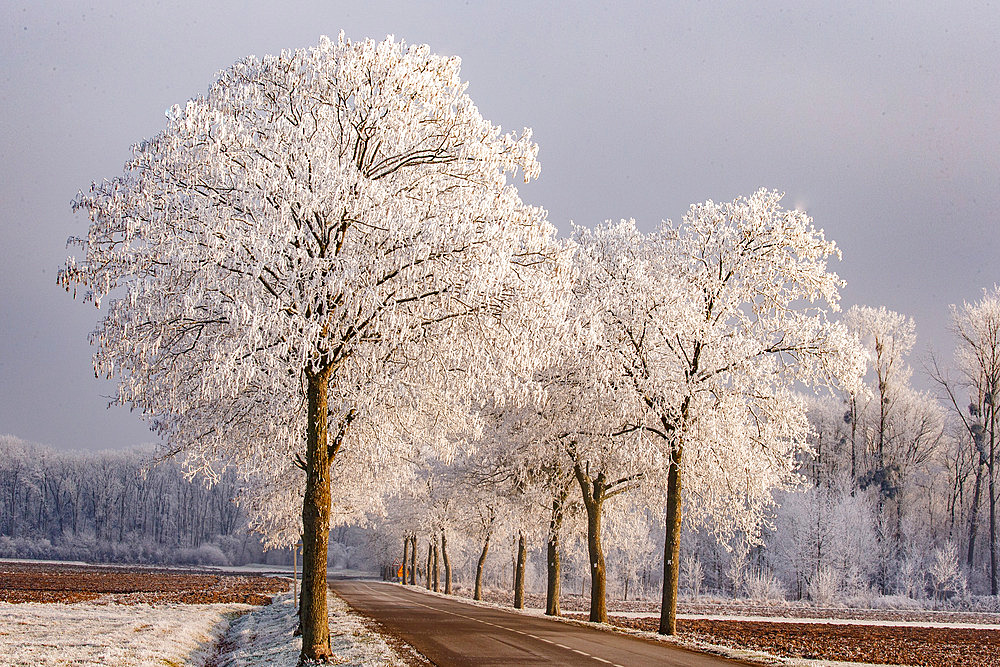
329,579,748,666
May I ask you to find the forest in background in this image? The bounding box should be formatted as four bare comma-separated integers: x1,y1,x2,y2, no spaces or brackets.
0,435,364,568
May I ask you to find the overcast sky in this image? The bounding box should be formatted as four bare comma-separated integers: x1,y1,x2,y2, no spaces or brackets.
1,1,998,450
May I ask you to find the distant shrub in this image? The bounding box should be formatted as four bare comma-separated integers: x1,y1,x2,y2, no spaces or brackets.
174,543,229,566
806,566,840,605
898,554,926,600
681,553,704,599
0,536,53,560
744,567,785,601
929,541,966,601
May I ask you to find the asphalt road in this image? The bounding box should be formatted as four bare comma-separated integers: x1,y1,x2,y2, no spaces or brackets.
329,579,747,666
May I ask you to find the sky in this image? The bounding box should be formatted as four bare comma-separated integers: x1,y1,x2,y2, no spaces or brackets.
1,1,998,450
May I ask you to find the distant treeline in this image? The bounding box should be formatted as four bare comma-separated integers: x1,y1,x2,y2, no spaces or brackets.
0,435,282,565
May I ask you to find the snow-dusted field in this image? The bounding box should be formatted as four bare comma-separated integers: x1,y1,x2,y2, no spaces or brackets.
213,590,409,666
0,600,251,666
0,589,407,666
0,560,409,665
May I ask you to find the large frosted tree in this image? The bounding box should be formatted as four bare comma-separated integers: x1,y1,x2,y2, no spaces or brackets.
60,34,554,662
570,192,863,634
555,228,669,623
653,191,864,633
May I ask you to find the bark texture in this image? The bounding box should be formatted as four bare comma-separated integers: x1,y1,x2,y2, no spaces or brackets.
441,531,452,595
402,535,410,584
969,459,985,568
299,366,333,662
408,535,417,586
432,541,439,592
573,463,608,623
513,532,527,609
474,533,490,601
659,444,683,635
991,418,998,596
425,543,432,590
546,536,561,616
546,489,567,616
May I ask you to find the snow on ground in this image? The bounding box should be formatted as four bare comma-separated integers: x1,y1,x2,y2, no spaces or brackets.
212,590,409,666
0,579,407,667
0,557,90,567
598,611,1000,629
0,600,252,666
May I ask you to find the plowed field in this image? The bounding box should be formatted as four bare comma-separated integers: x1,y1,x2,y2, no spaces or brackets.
607,615,1000,667
0,561,288,605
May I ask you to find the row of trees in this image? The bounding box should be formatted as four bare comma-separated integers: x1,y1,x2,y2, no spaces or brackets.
59,33,996,662
365,290,1000,612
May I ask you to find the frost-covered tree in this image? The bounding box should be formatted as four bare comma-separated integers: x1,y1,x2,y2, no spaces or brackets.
790,307,946,596
59,34,555,661
642,191,864,633
546,199,861,628
471,418,553,609
603,501,659,602
456,466,505,600
845,306,917,490
929,540,967,600
935,287,1000,592
844,306,921,583
543,221,673,622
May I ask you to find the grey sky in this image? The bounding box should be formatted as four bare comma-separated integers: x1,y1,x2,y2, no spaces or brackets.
1,1,997,450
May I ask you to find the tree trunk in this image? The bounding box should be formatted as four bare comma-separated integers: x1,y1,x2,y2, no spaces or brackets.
546,489,567,616
475,532,490,601
441,530,452,595
659,443,683,635
402,534,410,584
513,532,527,609
572,463,607,623
409,535,417,585
432,541,439,592
991,406,998,595
895,495,904,572
299,365,334,663
426,542,432,590
850,396,858,487
546,535,561,616
968,458,985,568
584,499,606,622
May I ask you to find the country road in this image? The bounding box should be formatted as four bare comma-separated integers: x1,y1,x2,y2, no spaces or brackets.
329,579,748,666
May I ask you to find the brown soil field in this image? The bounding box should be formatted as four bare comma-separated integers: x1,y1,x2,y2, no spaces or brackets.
471,587,1000,665
600,615,1000,667
0,560,289,605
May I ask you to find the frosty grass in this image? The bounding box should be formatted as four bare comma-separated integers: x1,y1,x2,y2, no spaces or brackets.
0,588,406,666
213,589,408,666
